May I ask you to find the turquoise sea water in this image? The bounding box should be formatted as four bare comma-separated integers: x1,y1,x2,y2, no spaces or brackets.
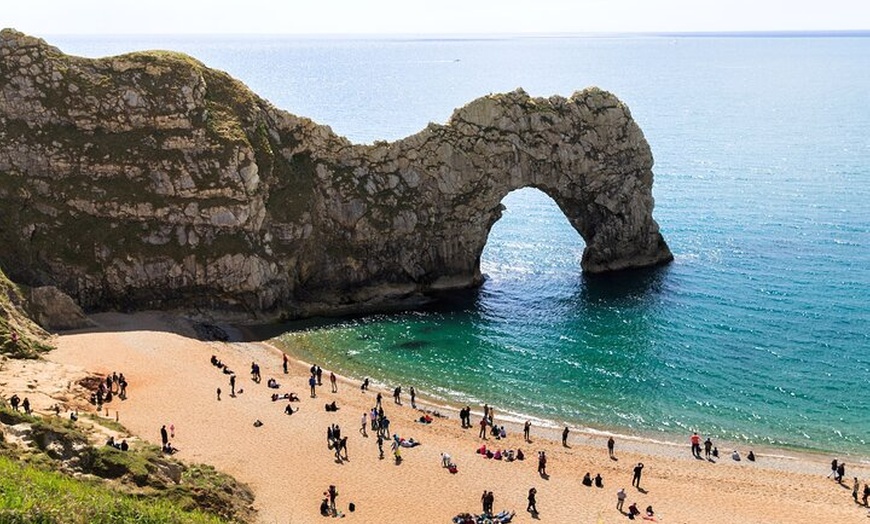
55,34,870,457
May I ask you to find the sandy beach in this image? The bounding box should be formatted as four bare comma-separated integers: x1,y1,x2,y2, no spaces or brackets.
2,311,867,524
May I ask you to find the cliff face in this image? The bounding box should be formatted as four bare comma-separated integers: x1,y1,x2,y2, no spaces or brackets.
0,29,672,318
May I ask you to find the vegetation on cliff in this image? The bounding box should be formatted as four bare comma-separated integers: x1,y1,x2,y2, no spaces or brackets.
0,406,255,523
0,268,53,358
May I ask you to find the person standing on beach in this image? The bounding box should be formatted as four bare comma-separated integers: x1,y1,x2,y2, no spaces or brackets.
216,387,221,401
410,387,416,409
524,420,531,442
282,354,289,374
829,459,838,478
327,485,337,514
608,436,616,459
315,365,323,386
479,416,488,439
309,375,317,398
229,374,236,397
562,426,570,447
360,413,367,437
330,371,337,393
616,487,627,511
22,397,31,415
160,425,168,447
377,433,384,459
853,477,860,503
836,462,845,484
393,386,401,405
537,451,547,476
527,487,538,514
690,432,701,458
863,483,869,506
632,462,644,488
704,437,713,459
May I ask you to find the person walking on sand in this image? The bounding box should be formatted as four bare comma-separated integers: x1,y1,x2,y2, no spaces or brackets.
393,386,402,405
216,387,221,401
608,436,616,459
524,420,531,442
375,392,382,409
377,433,384,459
863,482,869,506
828,458,838,478
229,374,236,397
282,353,289,374
330,371,337,393
360,413,368,437
853,477,860,503
616,487,627,511
160,425,168,447
836,462,845,484
632,462,644,488
527,487,538,514
410,386,416,409
479,416,488,440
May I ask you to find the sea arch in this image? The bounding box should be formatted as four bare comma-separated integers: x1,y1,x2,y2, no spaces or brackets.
375,88,673,293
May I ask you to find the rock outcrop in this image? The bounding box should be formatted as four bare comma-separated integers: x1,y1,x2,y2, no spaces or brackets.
0,29,672,318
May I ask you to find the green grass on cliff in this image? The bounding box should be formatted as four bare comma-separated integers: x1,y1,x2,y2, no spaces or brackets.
0,268,52,358
0,455,225,524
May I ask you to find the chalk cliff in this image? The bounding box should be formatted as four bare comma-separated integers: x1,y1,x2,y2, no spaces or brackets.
0,29,672,318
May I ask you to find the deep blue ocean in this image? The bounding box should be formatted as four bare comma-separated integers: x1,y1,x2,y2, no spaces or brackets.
54,34,870,458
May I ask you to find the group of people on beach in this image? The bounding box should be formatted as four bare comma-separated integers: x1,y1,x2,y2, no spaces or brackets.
88,371,128,408
830,459,870,508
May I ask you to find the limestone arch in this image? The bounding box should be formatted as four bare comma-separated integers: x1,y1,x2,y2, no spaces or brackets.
397,88,673,292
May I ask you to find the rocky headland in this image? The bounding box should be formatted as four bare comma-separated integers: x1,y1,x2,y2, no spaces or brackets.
0,29,672,319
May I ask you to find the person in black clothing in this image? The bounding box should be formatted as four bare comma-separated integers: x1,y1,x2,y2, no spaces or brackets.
160,425,168,446
527,487,537,514
562,426,570,447
632,463,644,488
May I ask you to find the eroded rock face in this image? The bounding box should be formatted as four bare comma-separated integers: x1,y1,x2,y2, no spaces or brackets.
0,29,672,318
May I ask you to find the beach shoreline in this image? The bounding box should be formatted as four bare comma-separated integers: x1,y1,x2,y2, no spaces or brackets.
267,329,870,469
3,311,868,523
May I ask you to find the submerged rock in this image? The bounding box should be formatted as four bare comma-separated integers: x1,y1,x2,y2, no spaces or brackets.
0,29,672,319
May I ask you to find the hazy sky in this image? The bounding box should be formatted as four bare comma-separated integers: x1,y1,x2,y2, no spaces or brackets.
4,0,869,35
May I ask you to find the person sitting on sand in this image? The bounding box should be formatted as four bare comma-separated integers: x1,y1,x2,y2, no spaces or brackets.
106,436,116,447
595,473,604,488
267,378,279,389
747,450,756,462
119,439,128,451
162,442,177,454
285,403,296,415
582,472,593,486
732,450,741,461
516,448,525,460
628,502,640,520
325,401,338,412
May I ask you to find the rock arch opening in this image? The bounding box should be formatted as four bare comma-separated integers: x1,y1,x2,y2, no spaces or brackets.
479,187,585,287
